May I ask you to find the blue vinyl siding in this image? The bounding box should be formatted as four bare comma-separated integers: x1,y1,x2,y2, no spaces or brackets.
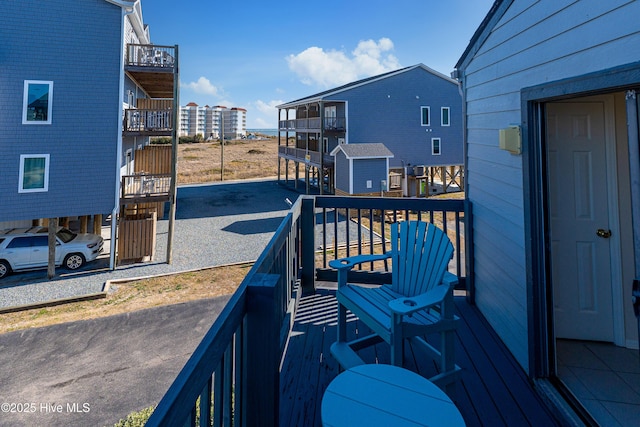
0,0,122,222
325,67,462,168
457,0,640,369
334,151,350,194
352,159,387,194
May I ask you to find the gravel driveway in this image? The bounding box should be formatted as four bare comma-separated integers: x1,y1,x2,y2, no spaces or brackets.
0,178,299,309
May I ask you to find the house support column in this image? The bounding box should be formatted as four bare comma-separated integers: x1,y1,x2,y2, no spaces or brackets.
47,218,58,279
285,159,289,185
93,214,102,235
166,45,180,264
80,216,88,233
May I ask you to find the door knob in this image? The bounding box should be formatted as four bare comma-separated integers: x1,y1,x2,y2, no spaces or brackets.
596,229,612,238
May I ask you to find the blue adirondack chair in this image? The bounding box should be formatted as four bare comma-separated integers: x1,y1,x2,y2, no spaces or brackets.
329,220,461,389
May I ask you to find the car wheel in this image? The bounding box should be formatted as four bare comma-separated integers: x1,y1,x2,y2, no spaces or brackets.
0,260,11,279
64,253,85,270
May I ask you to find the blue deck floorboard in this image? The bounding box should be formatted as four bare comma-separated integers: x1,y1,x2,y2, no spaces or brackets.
280,287,560,427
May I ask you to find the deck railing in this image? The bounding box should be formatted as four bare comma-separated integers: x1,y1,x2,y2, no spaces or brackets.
124,109,173,133
121,173,171,199
278,117,346,131
312,196,468,289
146,195,469,426
126,44,176,69
323,117,346,131
278,146,322,165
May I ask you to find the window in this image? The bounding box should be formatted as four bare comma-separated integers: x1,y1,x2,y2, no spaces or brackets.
6,237,33,249
421,106,430,126
19,154,49,193
441,107,450,126
22,81,53,124
324,105,337,129
432,138,441,155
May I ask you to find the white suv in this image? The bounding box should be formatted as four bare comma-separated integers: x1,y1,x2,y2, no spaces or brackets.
0,227,104,279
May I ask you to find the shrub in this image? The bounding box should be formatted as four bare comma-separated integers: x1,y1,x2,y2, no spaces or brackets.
112,405,155,427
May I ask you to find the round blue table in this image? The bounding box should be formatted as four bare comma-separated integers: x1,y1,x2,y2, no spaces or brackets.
321,364,465,426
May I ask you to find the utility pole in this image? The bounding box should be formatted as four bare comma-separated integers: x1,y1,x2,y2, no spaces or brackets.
220,110,224,181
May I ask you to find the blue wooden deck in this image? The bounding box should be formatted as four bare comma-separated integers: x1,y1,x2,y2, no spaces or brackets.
280,286,560,427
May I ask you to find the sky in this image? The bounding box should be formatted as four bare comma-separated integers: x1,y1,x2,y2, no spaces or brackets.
141,0,495,129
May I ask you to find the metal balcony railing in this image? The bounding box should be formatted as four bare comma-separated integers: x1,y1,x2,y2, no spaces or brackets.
279,116,346,132
121,173,171,200
124,109,173,133
126,44,176,69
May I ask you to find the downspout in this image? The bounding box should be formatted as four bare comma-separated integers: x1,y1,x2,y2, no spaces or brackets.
453,68,474,304
319,101,324,195
108,0,136,270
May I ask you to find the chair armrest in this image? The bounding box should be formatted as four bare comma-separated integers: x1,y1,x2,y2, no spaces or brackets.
330,252,394,290
328,253,393,271
441,271,458,289
389,272,458,315
388,283,451,316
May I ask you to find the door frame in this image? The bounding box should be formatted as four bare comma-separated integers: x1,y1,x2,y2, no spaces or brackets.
521,61,640,378
545,95,623,343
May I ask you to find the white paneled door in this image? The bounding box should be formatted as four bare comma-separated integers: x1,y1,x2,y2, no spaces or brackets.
547,100,615,342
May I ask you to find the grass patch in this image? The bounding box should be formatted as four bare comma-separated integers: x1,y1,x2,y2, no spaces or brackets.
0,263,252,334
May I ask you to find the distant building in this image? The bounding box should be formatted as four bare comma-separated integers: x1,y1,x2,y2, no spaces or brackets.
277,64,463,195
179,104,246,139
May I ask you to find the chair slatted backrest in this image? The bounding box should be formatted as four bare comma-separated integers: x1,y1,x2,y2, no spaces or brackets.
391,221,454,297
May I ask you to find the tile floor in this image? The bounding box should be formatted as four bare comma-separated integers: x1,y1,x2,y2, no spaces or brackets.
556,339,640,426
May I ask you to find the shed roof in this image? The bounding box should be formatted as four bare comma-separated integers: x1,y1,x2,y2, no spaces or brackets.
330,143,394,159
278,64,457,109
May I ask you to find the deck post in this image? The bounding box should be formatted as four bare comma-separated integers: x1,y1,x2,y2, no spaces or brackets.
301,196,316,295
244,273,280,427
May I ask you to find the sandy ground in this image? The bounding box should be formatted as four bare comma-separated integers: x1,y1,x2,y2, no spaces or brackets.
178,136,294,183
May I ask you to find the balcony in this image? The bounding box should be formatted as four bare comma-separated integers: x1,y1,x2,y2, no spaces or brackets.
279,117,346,132
125,44,177,99
120,173,171,204
123,109,173,136
146,196,560,426
278,146,334,168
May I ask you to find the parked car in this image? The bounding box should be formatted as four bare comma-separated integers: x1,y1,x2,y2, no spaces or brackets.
0,227,104,279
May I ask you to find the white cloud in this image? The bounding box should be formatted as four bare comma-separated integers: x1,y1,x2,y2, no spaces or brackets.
254,99,282,115
251,100,283,129
286,38,401,87
254,117,271,128
181,76,220,96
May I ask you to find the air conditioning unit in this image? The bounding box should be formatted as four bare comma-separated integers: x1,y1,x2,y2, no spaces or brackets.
413,165,426,176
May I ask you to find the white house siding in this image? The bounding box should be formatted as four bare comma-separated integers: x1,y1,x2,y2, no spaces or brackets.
461,0,640,370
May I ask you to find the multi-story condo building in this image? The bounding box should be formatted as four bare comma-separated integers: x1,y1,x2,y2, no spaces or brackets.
179,102,204,137
225,107,247,140
179,104,246,139
1,0,179,270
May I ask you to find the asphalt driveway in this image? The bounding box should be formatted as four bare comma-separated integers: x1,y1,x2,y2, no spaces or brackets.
0,296,229,426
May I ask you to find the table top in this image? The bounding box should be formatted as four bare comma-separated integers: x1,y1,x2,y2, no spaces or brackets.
321,364,465,427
